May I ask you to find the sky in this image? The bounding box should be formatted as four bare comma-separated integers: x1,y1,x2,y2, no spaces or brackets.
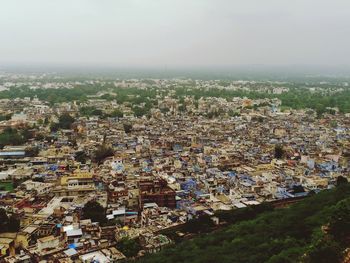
1,0,350,68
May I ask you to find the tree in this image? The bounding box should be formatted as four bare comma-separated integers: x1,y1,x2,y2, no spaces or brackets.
25,146,39,157
0,127,25,148
0,114,11,121
228,110,240,117
336,176,348,186
82,200,106,224
0,208,8,232
21,128,33,141
133,106,148,117
0,209,20,233
178,105,186,112
117,237,141,258
328,198,350,244
58,113,75,129
80,106,103,117
93,145,114,164
307,239,342,263
292,185,305,194
123,123,133,133
160,107,170,114
274,144,284,159
184,215,215,234
7,215,20,232
330,120,338,128
110,109,124,118
75,151,88,164
44,117,49,125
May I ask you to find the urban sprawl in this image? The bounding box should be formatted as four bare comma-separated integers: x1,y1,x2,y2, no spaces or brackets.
0,73,349,262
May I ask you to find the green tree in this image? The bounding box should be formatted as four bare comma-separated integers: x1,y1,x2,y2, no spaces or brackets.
58,113,75,129
336,176,348,186
184,215,215,234
82,200,106,224
0,127,25,148
123,123,133,133
328,197,350,244
117,237,141,258
133,106,148,117
80,106,103,117
160,107,170,114
307,239,342,263
110,109,124,118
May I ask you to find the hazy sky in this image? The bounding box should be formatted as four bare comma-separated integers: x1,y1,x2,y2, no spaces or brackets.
1,0,350,68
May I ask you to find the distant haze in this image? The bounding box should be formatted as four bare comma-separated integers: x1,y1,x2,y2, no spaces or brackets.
1,0,350,68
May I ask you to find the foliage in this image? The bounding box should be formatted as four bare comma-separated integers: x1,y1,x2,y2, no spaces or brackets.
123,123,133,133
1,82,350,114
183,215,215,234
75,150,88,164
160,107,170,114
174,86,350,113
51,113,75,131
117,237,141,258
0,208,20,233
328,196,350,244
336,176,348,186
0,181,14,191
109,109,124,118
80,106,103,117
306,238,342,263
93,145,114,164
0,114,12,121
58,113,75,129
274,144,284,159
293,185,305,194
133,106,149,117
25,146,39,157
82,200,106,224
0,127,27,148
139,185,350,263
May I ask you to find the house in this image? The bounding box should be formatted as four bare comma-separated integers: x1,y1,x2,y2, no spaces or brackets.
37,235,60,251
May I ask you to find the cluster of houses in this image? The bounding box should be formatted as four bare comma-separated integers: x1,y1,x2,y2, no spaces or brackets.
0,79,349,263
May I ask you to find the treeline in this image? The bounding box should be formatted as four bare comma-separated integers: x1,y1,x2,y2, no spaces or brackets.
1,83,350,114
139,182,350,263
0,84,158,105
0,85,99,104
174,86,350,113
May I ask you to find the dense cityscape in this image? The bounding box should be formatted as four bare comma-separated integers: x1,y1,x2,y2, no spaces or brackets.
0,73,349,262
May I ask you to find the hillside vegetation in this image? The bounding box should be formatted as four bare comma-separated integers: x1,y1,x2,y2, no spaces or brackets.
140,183,350,263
